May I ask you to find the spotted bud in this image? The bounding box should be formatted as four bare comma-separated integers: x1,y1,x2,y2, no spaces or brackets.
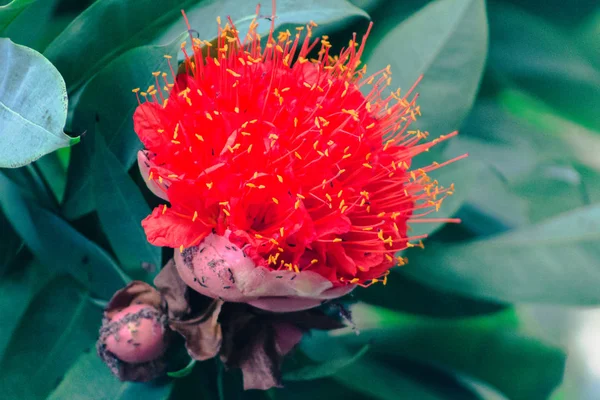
97,281,170,382
104,304,167,363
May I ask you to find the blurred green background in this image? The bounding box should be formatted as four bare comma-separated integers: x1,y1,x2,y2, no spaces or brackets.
1,0,600,399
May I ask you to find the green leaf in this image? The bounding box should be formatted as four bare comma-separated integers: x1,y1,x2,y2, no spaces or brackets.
498,89,600,173
405,204,600,305
487,2,600,132
35,152,67,203
93,132,161,280
302,304,565,400
364,0,488,137
0,171,130,299
276,378,375,400
0,276,101,400
0,165,56,210
0,0,35,32
2,0,70,52
356,272,506,318
330,357,483,400
444,97,600,229
0,209,23,275
0,38,75,168
284,345,370,381
0,262,53,361
168,358,197,378
47,351,173,400
43,0,201,94
155,0,368,44
62,37,183,220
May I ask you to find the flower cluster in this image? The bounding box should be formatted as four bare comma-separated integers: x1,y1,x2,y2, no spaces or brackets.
133,6,461,310
99,3,463,389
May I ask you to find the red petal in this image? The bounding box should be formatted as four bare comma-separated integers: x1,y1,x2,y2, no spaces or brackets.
142,206,209,248
133,102,170,150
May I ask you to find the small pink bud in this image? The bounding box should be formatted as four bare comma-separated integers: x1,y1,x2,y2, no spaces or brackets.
104,304,166,364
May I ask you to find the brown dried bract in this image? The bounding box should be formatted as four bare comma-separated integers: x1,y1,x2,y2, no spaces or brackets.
155,260,223,361
155,260,345,390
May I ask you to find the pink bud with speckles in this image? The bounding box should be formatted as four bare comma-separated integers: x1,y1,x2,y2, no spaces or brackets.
104,304,167,363
175,232,354,312
97,281,171,382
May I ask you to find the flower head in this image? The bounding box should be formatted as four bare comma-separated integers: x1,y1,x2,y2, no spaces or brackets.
134,5,463,309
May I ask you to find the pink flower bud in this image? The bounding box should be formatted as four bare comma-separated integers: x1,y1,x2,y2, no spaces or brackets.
175,233,354,312
97,281,170,382
104,304,167,363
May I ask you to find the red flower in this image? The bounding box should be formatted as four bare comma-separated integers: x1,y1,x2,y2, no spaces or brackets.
133,5,464,296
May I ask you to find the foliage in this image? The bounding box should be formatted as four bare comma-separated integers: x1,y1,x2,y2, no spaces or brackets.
2,0,597,398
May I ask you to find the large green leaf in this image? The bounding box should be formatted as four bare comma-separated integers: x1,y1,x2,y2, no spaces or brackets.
276,378,375,400
577,8,600,69
1,0,69,52
330,357,483,400
0,276,101,400
283,345,370,382
0,0,35,32
0,262,53,361
0,165,56,210
498,0,598,29
43,0,201,93
0,171,129,299
302,305,565,400
48,351,173,400
405,204,600,305
444,97,600,230
35,152,67,203
498,89,600,174
93,132,161,280
364,0,488,137
0,209,22,275
0,38,76,168
154,0,368,44
62,38,183,220
356,271,506,318
487,2,600,132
